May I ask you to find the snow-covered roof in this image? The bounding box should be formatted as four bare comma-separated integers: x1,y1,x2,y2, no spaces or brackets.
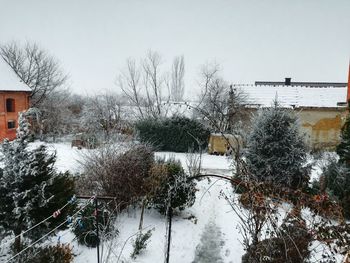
236,84,347,108
0,58,31,92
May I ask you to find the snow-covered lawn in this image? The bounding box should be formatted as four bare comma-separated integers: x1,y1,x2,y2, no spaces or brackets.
1,141,344,262
27,142,243,262
55,180,244,263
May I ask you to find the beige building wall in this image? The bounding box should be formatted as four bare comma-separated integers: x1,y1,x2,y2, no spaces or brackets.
298,108,347,150
240,107,347,150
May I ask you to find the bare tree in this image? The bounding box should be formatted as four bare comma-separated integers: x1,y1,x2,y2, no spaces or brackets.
170,55,185,102
197,62,220,107
118,58,144,119
40,88,72,138
117,51,172,120
80,92,125,140
0,41,68,107
197,63,248,132
142,50,167,118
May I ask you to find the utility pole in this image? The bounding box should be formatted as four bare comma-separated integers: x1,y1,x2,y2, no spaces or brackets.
95,197,100,263
76,195,116,263
165,196,173,263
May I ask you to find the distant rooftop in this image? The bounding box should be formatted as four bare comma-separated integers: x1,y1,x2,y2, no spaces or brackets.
256,81,347,87
255,78,347,88
236,84,347,108
0,58,31,92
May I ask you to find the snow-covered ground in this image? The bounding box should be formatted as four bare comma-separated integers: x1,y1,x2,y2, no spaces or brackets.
1,141,345,262
27,142,243,262
54,179,243,263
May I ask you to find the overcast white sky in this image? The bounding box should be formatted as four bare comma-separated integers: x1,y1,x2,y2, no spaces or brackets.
0,0,349,98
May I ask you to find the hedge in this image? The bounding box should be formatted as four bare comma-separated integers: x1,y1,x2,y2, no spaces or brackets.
135,116,210,152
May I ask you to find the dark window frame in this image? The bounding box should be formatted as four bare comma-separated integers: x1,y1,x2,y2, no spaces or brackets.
7,120,16,129
6,98,15,112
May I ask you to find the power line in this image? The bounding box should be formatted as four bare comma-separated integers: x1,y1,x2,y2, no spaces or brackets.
75,195,117,263
5,219,69,262
0,195,77,249
5,196,94,263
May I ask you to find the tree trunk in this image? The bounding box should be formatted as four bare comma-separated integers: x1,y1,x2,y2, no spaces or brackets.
14,228,22,254
138,198,146,231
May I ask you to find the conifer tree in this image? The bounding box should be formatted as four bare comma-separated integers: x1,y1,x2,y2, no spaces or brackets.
0,112,75,253
323,112,350,218
336,114,350,163
149,159,196,214
245,101,309,189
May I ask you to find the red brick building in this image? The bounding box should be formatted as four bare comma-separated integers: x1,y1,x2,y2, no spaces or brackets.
0,60,31,141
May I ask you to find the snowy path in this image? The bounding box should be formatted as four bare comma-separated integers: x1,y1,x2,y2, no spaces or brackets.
192,169,230,263
192,221,224,263
191,168,240,263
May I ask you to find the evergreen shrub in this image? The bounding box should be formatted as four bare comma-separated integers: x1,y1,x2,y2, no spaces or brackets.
336,113,350,163
322,157,350,219
130,229,153,259
319,112,350,219
136,116,210,152
0,113,76,252
72,202,116,247
149,159,196,214
245,101,310,189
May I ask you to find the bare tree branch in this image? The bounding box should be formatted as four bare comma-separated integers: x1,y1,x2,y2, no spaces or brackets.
0,41,68,107
170,55,185,102
117,50,172,119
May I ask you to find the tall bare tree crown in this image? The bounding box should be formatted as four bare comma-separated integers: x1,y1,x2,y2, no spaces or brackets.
0,41,68,107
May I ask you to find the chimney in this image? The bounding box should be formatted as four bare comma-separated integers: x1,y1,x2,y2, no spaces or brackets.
285,77,291,86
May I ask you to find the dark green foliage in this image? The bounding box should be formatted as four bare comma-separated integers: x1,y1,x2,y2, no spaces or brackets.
322,158,350,219
305,179,321,195
36,171,76,230
72,202,116,247
0,114,76,252
0,144,76,241
245,102,310,189
72,203,98,247
130,229,153,259
136,116,210,152
337,114,350,163
322,111,350,219
149,159,196,214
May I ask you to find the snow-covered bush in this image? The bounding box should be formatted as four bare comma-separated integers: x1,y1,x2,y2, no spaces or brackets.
0,113,76,252
136,116,210,152
78,144,154,207
148,159,196,214
27,244,74,263
130,229,153,259
336,112,350,163
321,157,350,219
72,202,116,247
318,113,350,219
245,101,310,189
242,212,312,263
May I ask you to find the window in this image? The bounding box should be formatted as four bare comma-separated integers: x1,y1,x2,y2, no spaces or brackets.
6,98,15,112
7,120,16,129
